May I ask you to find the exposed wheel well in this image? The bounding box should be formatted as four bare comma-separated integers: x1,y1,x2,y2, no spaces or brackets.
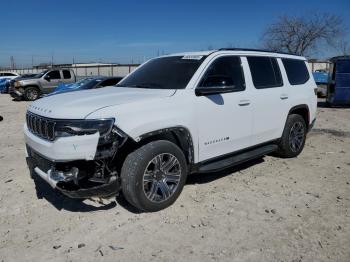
136,127,195,165
288,105,309,129
25,85,40,90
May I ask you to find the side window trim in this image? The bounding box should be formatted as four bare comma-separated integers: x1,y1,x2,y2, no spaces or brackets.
196,55,246,92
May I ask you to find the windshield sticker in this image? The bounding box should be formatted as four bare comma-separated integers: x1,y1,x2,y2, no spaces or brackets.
182,55,203,60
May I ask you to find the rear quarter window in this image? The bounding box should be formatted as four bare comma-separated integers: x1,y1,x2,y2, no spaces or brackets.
247,57,283,89
282,58,310,85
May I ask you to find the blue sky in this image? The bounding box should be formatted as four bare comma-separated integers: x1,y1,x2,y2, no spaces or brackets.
1,0,349,67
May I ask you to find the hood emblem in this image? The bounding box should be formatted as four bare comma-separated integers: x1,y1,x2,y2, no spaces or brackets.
30,105,51,113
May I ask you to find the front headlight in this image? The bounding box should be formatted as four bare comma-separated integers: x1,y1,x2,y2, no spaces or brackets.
55,119,114,138
14,81,22,87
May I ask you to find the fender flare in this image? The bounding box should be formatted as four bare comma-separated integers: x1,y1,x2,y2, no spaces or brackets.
287,104,310,127
137,126,195,164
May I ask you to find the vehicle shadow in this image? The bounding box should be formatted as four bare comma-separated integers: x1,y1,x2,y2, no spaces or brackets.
318,100,350,108
187,157,264,185
317,101,328,108
115,157,265,214
33,157,265,213
32,176,117,212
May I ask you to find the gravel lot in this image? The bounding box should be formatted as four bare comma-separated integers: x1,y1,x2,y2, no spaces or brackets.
0,95,349,262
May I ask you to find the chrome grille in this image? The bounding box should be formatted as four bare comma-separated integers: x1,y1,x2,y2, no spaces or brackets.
26,112,56,141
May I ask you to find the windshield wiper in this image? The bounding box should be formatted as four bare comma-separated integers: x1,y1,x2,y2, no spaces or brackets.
116,83,163,89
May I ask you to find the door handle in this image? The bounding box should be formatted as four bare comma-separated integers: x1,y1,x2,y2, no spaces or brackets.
238,100,251,106
280,94,289,100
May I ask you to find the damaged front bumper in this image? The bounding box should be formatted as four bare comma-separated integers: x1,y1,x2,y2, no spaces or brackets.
26,147,121,198
24,118,128,198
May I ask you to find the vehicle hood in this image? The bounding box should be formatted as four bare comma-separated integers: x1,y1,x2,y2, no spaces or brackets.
28,86,176,119
15,76,36,81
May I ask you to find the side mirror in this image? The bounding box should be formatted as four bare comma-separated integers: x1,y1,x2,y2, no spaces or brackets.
196,75,237,96
44,75,51,82
195,86,236,96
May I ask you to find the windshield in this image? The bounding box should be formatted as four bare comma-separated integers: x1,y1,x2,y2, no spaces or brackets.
117,55,206,89
33,70,49,78
81,79,102,89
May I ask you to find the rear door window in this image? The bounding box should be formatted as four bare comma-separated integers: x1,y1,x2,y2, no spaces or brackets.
62,70,71,79
247,57,283,89
282,58,310,85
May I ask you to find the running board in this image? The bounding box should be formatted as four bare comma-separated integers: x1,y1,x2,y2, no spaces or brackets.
198,144,278,173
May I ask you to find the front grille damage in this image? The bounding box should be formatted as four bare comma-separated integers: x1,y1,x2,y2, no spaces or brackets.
26,112,56,141
26,127,129,198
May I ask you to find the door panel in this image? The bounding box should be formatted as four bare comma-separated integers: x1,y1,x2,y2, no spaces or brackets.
195,56,253,162
42,70,62,93
247,57,289,144
196,92,253,161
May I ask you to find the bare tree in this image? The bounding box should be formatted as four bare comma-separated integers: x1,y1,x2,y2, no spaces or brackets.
337,38,350,56
262,13,346,56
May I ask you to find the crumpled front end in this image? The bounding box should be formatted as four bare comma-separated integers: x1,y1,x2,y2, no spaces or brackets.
24,114,129,198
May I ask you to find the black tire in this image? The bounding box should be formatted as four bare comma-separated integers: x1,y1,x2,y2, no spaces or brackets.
24,87,40,101
276,114,307,158
121,140,188,212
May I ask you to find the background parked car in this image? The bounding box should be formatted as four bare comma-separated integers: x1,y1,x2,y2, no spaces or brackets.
1,73,38,94
327,56,350,106
0,79,8,93
9,69,76,101
48,76,123,96
0,72,20,93
0,72,20,81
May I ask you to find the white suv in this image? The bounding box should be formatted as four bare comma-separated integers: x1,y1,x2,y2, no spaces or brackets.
24,48,317,212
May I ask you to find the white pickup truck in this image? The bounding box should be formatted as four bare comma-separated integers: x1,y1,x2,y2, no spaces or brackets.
24,48,317,212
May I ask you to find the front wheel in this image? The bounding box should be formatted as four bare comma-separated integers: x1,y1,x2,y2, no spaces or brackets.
24,87,40,101
276,114,307,158
121,140,188,212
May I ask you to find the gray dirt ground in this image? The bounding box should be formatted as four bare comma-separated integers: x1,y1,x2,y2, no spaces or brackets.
0,95,349,262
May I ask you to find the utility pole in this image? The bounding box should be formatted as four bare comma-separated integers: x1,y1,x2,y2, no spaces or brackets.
32,55,34,68
10,56,15,69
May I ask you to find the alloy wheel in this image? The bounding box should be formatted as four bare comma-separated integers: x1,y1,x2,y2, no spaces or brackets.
289,121,305,152
142,153,182,203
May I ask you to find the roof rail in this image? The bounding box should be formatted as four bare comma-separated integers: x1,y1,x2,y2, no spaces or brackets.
218,48,297,56
330,55,350,62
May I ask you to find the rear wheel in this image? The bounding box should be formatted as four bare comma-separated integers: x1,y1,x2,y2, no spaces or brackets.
121,140,188,212
276,114,307,158
24,87,40,101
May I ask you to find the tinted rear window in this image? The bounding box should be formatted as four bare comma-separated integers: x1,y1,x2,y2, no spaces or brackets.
282,58,309,85
247,57,283,89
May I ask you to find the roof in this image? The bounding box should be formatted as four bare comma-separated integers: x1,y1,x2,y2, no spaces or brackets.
167,48,305,60
330,55,350,62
